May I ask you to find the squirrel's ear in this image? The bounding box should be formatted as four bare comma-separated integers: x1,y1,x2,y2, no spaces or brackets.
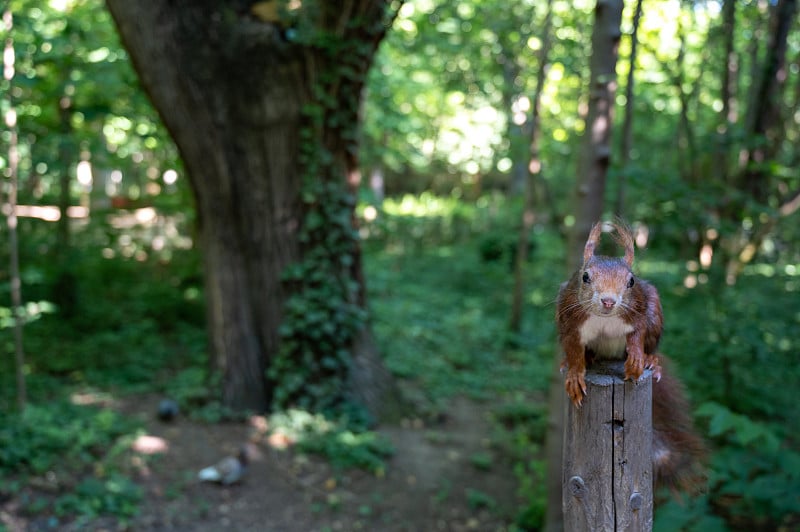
583,222,603,263
612,220,635,267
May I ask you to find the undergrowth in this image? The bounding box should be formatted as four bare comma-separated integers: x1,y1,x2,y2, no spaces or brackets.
1,195,799,529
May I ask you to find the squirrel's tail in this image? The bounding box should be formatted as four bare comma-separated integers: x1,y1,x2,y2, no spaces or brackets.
652,355,707,493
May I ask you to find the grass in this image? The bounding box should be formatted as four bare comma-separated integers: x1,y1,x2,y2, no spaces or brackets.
1,194,799,529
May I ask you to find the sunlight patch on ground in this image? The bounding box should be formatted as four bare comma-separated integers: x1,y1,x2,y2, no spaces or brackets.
132,434,169,455
70,390,115,407
248,414,296,450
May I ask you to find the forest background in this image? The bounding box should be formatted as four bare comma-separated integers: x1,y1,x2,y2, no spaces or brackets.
1,0,799,530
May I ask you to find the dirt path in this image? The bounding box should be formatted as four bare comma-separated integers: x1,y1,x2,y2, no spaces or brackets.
123,396,523,531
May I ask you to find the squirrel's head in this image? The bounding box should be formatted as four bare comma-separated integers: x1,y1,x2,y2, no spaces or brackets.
579,221,637,315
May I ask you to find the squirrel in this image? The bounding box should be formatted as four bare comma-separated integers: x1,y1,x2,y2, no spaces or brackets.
556,221,705,491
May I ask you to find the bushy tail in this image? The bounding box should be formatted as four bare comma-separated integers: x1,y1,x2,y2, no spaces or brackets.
652,355,707,493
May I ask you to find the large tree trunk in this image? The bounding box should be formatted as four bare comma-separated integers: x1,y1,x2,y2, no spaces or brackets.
106,1,399,414
544,1,623,530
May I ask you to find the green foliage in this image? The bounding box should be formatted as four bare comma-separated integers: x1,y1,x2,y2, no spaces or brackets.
0,402,136,475
300,429,394,474
654,494,728,532
2,187,797,529
268,409,394,474
366,202,556,401
642,261,800,528
2,5,799,531
268,5,393,411
54,474,142,521
469,451,493,471
693,402,800,528
0,402,143,523
512,459,546,531
3,0,180,206
465,488,496,510
660,272,800,427
491,400,547,531
269,179,365,412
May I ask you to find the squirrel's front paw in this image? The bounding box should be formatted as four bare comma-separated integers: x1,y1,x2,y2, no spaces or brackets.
624,353,645,381
644,354,662,381
564,370,587,407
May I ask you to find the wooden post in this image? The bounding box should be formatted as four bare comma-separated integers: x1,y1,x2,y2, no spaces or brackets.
562,360,653,531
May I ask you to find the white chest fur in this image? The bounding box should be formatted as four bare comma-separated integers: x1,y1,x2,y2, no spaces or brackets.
579,314,633,359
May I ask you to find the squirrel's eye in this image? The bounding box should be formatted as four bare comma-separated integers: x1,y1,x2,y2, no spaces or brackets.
582,272,590,284
627,276,635,288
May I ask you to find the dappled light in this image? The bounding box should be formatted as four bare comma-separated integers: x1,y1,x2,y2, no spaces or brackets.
70,390,114,407
15,204,88,221
1,0,799,530
132,434,169,455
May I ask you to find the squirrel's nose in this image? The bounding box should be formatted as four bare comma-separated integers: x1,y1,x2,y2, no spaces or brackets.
601,297,616,309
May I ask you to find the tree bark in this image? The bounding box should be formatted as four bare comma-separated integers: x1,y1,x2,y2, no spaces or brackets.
546,2,623,530
566,0,624,267
720,0,737,130
106,1,399,413
724,0,798,284
3,9,27,411
509,0,553,334
615,0,643,217
739,0,797,202
714,0,737,190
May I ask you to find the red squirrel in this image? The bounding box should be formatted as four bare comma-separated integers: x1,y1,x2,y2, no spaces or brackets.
556,221,705,490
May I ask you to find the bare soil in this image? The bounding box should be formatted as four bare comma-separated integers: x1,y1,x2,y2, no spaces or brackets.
2,395,524,531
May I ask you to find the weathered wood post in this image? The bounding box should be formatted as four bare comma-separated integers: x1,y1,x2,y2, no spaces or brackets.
563,360,653,531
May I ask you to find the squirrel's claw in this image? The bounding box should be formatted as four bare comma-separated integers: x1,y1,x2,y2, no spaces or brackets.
644,354,662,382
565,370,587,407
624,353,645,381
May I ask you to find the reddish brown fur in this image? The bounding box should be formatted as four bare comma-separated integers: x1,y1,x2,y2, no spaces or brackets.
556,221,705,492
557,222,663,405
652,358,707,492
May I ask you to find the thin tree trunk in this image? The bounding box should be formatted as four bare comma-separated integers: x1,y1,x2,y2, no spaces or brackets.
720,0,737,130
509,0,553,334
496,50,527,197
615,0,643,217
713,0,737,195
3,9,27,411
52,74,80,316
725,0,798,284
545,2,624,530
57,78,73,251
739,0,797,202
566,0,624,266
672,14,697,184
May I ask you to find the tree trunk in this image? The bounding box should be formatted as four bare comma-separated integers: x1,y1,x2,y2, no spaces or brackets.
3,9,27,411
720,0,737,130
615,0,643,217
509,0,553,334
106,1,400,414
739,0,797,202
566,0,624,267
52,74,80,318
724,0,798,284
545,2,624,530
57,83,73,253
713,0,737,192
